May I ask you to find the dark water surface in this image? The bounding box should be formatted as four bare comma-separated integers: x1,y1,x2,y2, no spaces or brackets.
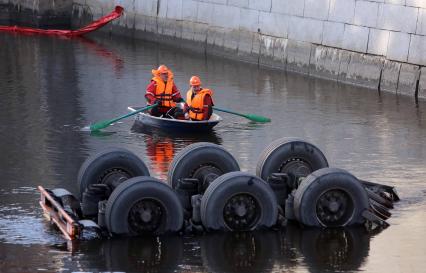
1,32,425,273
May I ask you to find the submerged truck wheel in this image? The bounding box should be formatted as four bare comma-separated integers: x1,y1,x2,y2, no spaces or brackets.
105,177,183,236
201,172,277,231
256,138,329,180
168,143,240,190
77,148,150,199
168,143,240,212
294,168,370,227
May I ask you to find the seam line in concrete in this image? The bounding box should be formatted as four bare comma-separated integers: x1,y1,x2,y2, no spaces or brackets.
157,0,160,16
366,28,371,53
415,70,420,101
396,64,402,93
415,8,420,34
407,34,413,63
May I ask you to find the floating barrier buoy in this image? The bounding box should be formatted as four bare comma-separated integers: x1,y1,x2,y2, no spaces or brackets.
0,6,124,37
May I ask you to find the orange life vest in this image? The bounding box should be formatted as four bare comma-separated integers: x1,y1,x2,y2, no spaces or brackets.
186,88,213,121
151,69,176,108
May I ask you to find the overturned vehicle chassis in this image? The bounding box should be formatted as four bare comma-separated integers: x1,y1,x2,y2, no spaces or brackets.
39,138,399,240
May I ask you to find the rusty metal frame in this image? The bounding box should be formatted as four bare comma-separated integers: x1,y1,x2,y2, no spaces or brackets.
38,186,81,240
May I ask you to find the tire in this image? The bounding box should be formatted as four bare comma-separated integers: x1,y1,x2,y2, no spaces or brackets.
105,177,183,236
77,148,150,199
256,138,328,181
200,172,277,231
168,142,239,214
294,168,370,227
167,142,240,191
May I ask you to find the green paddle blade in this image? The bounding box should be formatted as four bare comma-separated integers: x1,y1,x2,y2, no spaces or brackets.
212,107,271,123
89,120,114,131
244,114,271,123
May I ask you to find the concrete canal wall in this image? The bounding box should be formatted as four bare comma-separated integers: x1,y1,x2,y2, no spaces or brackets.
71,0,426,100
0,0,72,26
2,0,426,99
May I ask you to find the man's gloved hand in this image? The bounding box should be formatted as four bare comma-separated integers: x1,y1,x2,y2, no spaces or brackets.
183,103,189,113
153,99,161,106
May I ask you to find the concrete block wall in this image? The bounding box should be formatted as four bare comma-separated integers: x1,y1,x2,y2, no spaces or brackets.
0,0,72,26
48,1,426,99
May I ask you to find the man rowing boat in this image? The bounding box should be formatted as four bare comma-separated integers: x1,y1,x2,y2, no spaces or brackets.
145,65,185,118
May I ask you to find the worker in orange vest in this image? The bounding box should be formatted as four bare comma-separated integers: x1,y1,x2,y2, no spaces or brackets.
145,65,184,117
186,76,214,121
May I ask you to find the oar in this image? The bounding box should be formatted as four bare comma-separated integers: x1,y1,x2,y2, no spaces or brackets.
213,106,271,123
89,104,158,131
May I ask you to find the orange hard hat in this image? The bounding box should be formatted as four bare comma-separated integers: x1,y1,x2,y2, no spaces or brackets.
157,65,169,74
190,76,201,86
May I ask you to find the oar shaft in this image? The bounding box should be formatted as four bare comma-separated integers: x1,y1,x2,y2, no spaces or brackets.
212,106,270,122
109,104,156,124
212,107,246,118
90,104,158,131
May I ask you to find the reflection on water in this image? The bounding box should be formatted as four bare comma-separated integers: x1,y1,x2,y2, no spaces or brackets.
201,232,277,273
60,225,373,273
131,123,222,179
1,31,426,272
69,236,184,273
75,36,124,76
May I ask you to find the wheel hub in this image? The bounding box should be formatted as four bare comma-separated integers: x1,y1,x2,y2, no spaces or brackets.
99,168,131,188
316,189,354,227
235,204,248,217
280,159,312,177
141,209,153,222
328,201,340,213
192,165,222,192
128,199,164,234
223,194,261,231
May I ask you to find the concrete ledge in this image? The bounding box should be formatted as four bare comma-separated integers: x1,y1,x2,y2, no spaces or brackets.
419,67,426,100
259,35,287,69
193,22,208,43
237,30,259,64
380,60,401,93
272,37,288,69
0,3,10,23
3,1,72,27
259,35,276,67
206,27,226,57
286,40,312,74
309,46,341,80
339,52,383,89
397,63,420,97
